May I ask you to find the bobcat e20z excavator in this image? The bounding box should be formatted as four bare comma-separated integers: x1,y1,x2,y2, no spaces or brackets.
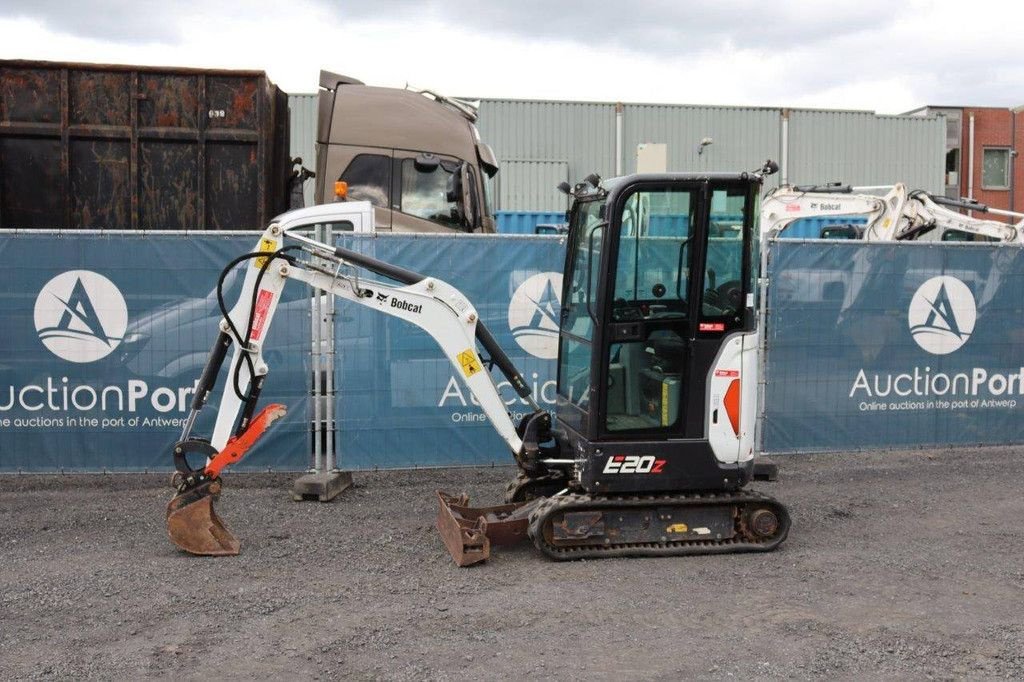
166,162,790,565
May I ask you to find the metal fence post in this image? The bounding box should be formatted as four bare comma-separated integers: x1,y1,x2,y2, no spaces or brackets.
755,238,773,455
325,221,337,472
290,221,352,501
310,223,324,473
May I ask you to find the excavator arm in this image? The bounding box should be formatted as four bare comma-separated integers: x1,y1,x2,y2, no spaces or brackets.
891,191,1024,242
166,221,556,557
761,182,1024,243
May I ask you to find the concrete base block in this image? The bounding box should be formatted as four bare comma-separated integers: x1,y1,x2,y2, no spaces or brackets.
291,471,353,502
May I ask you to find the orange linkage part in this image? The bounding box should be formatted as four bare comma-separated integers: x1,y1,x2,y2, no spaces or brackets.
204,404,288,478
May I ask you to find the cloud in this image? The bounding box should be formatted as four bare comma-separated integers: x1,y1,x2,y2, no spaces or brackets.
3,1,189,43
1,0,890,60
333,0,886,57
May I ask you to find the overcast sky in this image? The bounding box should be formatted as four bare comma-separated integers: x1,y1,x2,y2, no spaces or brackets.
1,0,1021,114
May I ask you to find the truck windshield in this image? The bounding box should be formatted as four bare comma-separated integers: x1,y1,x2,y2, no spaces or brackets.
401,159,460,228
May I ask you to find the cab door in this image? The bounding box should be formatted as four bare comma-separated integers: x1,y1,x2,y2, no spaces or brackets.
596,182,704,439
595,180,755,456
555,197,606,436
390,153,476,233
324,147,393,231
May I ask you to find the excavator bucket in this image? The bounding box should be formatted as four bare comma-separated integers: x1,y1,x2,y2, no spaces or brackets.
435,491,536,566
166,479,240,556
166,404,287,557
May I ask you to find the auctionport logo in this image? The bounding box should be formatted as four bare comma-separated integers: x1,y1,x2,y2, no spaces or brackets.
508,272,562,360
907,276,976,355
850,274,1019,407
34,270,128,363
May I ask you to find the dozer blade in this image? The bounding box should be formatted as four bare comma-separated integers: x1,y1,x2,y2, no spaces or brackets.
435,491,536,567
166,479,239,556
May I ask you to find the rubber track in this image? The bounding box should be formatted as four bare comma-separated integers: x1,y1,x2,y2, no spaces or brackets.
526,489,790,561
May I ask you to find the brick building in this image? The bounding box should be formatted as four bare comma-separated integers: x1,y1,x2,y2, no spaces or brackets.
907,105,1024,217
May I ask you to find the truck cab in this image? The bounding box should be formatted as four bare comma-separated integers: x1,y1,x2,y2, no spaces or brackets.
315,71,498,234
271,200,374,234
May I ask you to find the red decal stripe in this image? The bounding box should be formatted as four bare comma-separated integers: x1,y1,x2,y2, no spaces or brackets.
250,289,274,341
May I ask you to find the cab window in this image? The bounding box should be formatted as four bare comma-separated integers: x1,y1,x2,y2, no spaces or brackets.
339,154,391,209
612,188,696,321
701,187,748,321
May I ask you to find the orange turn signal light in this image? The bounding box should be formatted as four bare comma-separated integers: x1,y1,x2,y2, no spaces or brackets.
334,181,348,199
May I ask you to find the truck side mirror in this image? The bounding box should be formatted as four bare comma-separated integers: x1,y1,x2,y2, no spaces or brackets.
446,164,463,203
445,163,473,227
460,163,475,228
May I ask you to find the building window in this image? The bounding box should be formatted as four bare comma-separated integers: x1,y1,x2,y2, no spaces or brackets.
945,148,959,187
982,148,1010,190
340,154,391,208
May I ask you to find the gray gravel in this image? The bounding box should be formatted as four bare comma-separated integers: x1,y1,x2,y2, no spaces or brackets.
2,446,1023,680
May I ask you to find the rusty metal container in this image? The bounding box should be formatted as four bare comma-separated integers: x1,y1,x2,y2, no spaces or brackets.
0,60,290,229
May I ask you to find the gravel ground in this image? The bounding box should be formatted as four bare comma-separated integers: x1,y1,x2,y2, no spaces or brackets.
1,446,1023,680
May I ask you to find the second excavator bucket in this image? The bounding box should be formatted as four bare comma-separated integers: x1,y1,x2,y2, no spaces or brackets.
435,491,535,567
166,479,240,556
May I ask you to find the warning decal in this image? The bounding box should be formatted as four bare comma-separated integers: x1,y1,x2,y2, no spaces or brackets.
250,289,274,341
254,237,277,269
457,349,482,378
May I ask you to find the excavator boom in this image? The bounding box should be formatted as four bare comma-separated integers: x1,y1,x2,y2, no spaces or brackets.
165,203,556,559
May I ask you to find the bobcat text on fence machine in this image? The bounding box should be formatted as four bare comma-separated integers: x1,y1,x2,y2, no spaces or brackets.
166,162,790,565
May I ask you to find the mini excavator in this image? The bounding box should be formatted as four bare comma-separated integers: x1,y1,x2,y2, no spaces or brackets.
167,162,790,565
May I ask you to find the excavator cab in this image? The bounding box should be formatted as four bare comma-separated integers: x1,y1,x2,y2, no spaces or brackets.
557,173,762,495
441,167,788,564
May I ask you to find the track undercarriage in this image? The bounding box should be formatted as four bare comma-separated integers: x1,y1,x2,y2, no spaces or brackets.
436,477,789,566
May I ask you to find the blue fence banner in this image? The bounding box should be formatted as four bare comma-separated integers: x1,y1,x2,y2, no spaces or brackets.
762,240,1024,453
5,231,1024,471
0,232,310,472
332,234,566,469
